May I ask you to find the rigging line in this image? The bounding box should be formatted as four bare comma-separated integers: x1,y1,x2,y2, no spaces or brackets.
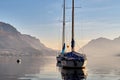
66,21,71,52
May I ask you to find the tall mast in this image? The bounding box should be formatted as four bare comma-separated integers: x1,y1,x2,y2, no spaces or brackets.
62,0,65,46
71,0,75,51
62,0,65,53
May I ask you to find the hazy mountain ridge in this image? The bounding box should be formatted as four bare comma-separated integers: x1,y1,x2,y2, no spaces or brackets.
81,37,120,57
0,22,56,56
80,37,120,71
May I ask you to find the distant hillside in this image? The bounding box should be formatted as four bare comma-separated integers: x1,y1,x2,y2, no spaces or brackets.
0,22,56,56
79,37,120,70
80,37,120,57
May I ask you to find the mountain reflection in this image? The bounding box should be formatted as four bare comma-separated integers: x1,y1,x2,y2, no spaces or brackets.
59,68,87,80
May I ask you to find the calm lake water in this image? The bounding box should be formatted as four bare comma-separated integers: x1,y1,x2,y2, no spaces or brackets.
0,55,120,80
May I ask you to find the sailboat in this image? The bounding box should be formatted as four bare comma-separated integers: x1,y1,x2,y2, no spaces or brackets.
57,0,87,68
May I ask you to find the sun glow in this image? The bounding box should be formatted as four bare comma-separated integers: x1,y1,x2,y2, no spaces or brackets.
41,38,89,51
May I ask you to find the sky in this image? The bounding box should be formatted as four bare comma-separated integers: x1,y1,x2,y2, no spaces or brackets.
0,0,120,50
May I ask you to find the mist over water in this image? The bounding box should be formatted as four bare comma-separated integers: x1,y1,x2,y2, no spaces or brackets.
0,54,120,80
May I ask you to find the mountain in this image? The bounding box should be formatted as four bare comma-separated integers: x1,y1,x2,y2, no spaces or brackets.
80,37,120,57
80,37,120,69
0,22,56,56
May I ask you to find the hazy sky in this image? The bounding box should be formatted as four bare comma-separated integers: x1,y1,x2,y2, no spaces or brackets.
0,0,120,50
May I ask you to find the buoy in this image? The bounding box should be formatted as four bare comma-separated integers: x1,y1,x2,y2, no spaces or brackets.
17,59,21,64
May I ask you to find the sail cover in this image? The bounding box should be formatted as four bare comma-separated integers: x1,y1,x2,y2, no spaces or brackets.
61,43,65,54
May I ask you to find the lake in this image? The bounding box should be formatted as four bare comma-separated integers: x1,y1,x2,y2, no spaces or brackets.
0,55,120,80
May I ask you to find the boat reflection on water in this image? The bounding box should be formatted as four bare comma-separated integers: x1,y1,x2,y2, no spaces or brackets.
59,68,87,80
